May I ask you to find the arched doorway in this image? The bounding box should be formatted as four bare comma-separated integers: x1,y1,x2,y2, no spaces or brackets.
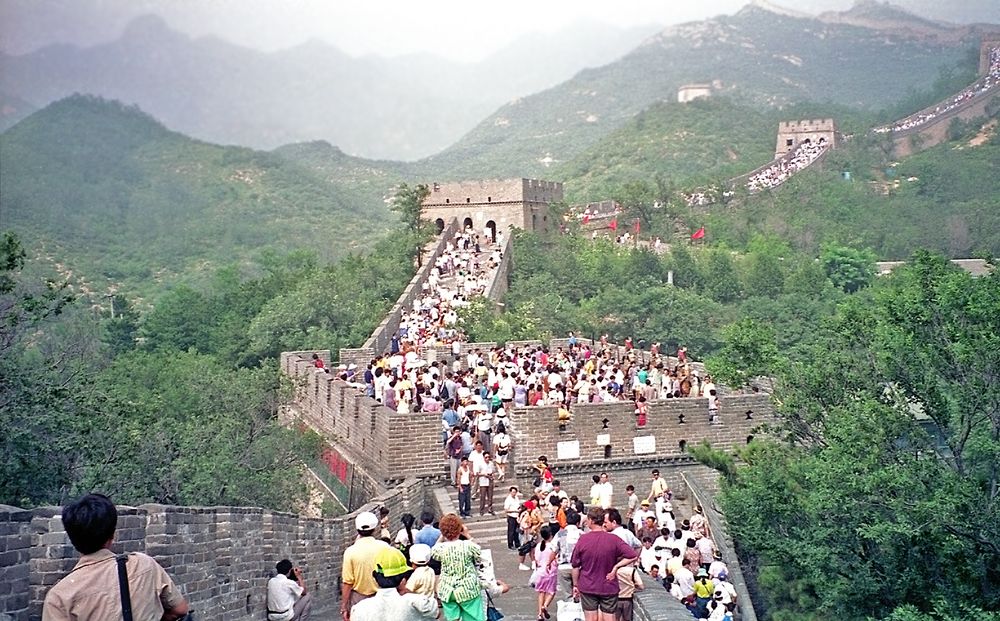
434,218,445,234
463,217,474,232
486,220,497,244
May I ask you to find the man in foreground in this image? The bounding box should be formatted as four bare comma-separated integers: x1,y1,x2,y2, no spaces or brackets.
267,559,312,621
571,507,638,621
42,493,190,621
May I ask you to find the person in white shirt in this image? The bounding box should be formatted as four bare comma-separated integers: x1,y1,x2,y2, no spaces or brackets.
267,559,312,621
476,452,496,516
604,508,641,550
637,538,660,573
597,472,613,509
503,487,522,550
631,500,655,530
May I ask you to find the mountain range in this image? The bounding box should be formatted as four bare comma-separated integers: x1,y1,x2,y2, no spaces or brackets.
0,14,659,160
406,2,998,180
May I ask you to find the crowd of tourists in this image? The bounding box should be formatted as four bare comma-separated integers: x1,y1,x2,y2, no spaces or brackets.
745,138,829,193
873,45,1000,135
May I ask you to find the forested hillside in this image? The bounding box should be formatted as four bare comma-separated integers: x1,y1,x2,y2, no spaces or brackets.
412,4,989,180
0,95,393,297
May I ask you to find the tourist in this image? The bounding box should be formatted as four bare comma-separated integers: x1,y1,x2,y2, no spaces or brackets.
476,452,496,516
394,513,416,555
614,561,644,621
647,470,669,503
532,526,559,621
341,512,391,619
456,457,474,518
493,423,511,481
692,568,715,618
604,508,641,550
503,487,522,550
267,559,313,621
406,544,437,597
349,547,438,621
42,494,190,621
570,507,639,621
432,514,484,621
414,511,441,547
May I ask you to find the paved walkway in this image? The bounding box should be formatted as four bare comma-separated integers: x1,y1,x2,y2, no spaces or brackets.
434,486,572,621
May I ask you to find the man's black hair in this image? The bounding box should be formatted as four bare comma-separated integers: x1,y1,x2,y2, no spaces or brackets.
606,508,623,526
62,493,117,555
276,559,293,576
420,511,435,525
372,569,412,589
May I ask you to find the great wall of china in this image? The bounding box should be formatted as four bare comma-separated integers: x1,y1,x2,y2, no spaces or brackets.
3,36,999,621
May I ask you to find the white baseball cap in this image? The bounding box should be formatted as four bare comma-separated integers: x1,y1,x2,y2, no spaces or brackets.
409,543,431,564
355,511,379,531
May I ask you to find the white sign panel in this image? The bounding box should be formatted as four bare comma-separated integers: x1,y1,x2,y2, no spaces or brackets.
596,434,611,446
633,435,656,455
557,440,581,460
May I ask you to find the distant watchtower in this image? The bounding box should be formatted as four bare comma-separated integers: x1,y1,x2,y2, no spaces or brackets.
421,178,563,240
980,39,1000,76
774,119,837,159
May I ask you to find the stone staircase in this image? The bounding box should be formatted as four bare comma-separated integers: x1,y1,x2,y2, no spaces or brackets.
434,485,569,621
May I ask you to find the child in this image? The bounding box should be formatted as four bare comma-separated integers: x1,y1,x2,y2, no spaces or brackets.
406,544,437,597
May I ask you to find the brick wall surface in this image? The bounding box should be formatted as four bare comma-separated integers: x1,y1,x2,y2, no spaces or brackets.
508,394,773,473
281,352,444,485
1,479,436,621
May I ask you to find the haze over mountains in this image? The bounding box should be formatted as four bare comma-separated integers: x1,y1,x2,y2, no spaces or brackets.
3,1,997,162
0,15,659,159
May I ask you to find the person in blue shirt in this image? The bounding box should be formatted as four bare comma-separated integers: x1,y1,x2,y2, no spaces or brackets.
414,512,441,547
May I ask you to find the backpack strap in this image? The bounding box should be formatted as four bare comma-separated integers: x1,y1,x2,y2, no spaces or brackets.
116,554,134,621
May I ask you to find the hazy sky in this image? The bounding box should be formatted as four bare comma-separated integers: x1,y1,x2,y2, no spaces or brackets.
2,0,998,61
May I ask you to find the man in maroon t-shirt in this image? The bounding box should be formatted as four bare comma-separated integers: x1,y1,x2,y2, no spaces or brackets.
570,507,638,621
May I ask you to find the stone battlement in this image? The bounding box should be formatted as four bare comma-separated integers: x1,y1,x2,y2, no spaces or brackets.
0,478,431,621
774,118,837,158
422,178,563,234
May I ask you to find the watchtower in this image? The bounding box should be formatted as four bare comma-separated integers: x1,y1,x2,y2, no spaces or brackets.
980,39,1000,76
774,119,837,158
421,178,563,240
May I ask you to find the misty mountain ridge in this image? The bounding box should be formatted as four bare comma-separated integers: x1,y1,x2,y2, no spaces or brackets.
409,0,997,180
0,94,394,296
0,13,658,160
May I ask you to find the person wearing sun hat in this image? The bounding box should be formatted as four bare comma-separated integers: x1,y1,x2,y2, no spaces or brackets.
340,511,391,620
349,547,438,621
406,544,437,597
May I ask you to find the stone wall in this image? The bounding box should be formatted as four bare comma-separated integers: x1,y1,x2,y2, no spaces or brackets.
421,178,563,234
508,393,773,472
891,87,1000,157
681,471,758,621
0,478,433,621
774,119,837,158
360,217,462,360
484,233,515,302
282,352,444,486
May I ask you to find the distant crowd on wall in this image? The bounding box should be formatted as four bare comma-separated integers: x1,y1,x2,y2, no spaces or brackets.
873,45,1000,134
745,137,829,193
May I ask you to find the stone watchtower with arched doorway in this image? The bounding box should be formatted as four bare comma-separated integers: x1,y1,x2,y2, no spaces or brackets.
421,178,563,242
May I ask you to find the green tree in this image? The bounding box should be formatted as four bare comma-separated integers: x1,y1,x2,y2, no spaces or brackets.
717,253,1000,619
390,183,430,233
821,244,876,293
706,318,780,390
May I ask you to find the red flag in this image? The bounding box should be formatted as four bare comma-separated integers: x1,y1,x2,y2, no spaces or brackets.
633,219,641,234
691,227,705,240
583,213,590,224
609,218,618,231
